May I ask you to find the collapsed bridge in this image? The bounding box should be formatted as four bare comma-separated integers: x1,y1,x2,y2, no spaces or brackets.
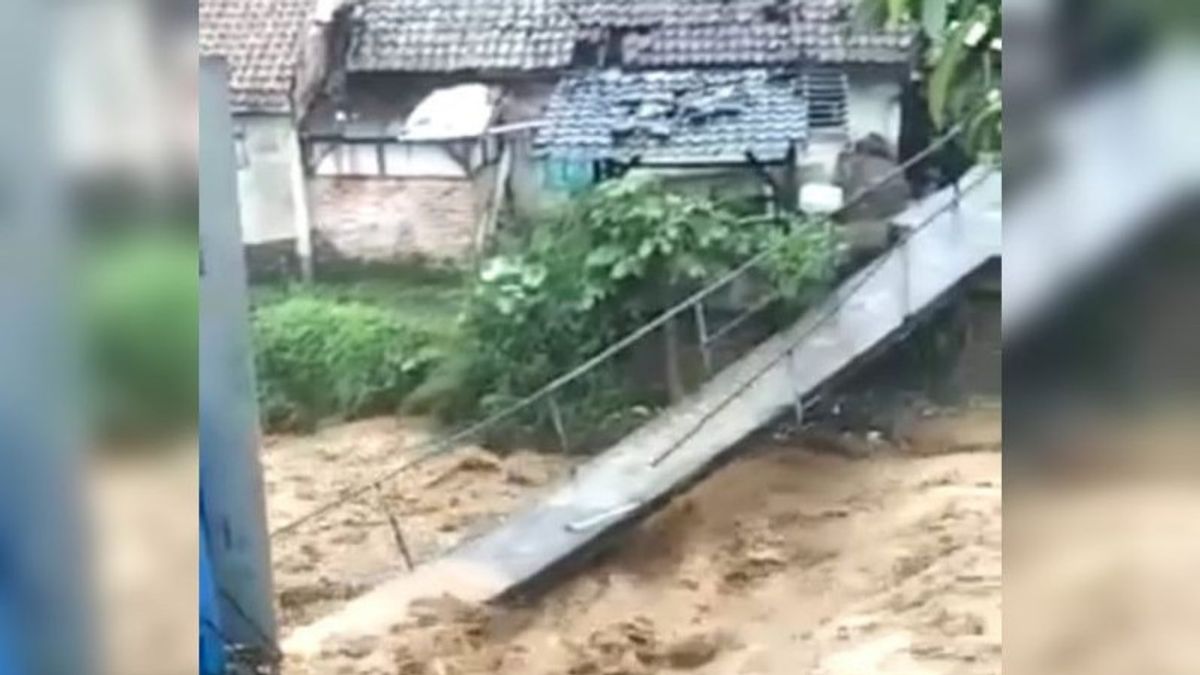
284,165,1002,655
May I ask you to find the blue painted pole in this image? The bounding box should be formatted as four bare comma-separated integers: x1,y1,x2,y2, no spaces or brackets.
199,56,279,665
199,496,226,675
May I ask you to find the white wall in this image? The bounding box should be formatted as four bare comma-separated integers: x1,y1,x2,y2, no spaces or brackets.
383,144,465,177
311,138,495,178
797,137,847,184
794,71,904,206
846,72,903,147
234,115,309,246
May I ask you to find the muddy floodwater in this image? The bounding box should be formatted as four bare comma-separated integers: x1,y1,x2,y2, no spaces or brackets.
264,417,578,629
278,407,1001,675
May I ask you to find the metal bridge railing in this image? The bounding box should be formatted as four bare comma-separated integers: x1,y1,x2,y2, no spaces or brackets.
650,164,996,467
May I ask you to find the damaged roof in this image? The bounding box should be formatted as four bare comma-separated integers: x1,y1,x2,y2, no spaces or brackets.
535,68,847,163
200,0,316,112
346,0,915,73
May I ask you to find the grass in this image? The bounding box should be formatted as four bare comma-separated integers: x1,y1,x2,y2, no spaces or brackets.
249,266,473,432
251,268,469,340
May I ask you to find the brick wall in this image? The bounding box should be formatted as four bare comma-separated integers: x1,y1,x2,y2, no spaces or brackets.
309,177,480,263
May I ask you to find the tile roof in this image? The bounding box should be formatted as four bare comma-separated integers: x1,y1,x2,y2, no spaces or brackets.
200,0,316,112
571,0,848,27
803,27,917,64
535,68,847,163
621,24,800,67
347,0,581,72
347,0,916,73
608,0,915,66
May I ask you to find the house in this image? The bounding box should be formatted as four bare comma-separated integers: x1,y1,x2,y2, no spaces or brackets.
302,77,509,264
533,67,848,209
303,0,917,262
298,0,571,265
530,0,915,207
200,0,324,280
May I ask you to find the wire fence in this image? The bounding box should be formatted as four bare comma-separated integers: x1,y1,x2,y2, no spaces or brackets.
269,121,971,540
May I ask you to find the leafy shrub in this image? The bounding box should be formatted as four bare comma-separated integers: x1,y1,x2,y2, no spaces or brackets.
84,234,199,440
761,218,845,304
412,176,844,450
252,296,443,431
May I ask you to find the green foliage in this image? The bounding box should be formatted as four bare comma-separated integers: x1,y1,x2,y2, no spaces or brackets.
414,176,843,450
863,0,1001,159
252,296,444,431
928,3,999,130
761,219,844,304
84,234,199,440
251,271,466,337
886,0,911,27
564,177,763,293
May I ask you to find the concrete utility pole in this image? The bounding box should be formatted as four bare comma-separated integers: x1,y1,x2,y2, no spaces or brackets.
199,56,279,667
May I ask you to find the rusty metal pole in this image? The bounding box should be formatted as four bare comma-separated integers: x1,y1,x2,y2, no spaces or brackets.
373,485,415,571
547,394,570,455
784,348,805,428
952,179,964,233
900,233,912,320
694,301,713,374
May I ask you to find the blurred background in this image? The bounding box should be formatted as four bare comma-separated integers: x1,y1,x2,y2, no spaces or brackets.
0,0,197,673
1004,1,1200,674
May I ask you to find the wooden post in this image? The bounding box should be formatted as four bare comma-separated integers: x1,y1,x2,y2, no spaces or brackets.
374,485,414,571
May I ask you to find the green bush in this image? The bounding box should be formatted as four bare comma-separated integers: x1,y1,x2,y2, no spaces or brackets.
761,218,844,305
410,176,844,450
252,296,443,431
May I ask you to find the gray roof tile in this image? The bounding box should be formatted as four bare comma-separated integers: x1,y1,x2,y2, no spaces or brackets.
347,0,916,73
200,0,316,112
348,0,579,72
536,68,847,163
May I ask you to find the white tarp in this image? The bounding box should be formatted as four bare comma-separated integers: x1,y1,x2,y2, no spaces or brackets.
403,83,497,140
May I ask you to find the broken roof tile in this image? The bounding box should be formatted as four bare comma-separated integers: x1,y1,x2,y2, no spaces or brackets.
535,68,847,164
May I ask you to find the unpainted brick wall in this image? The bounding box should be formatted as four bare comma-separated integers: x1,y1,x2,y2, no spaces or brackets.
309,177,480,263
